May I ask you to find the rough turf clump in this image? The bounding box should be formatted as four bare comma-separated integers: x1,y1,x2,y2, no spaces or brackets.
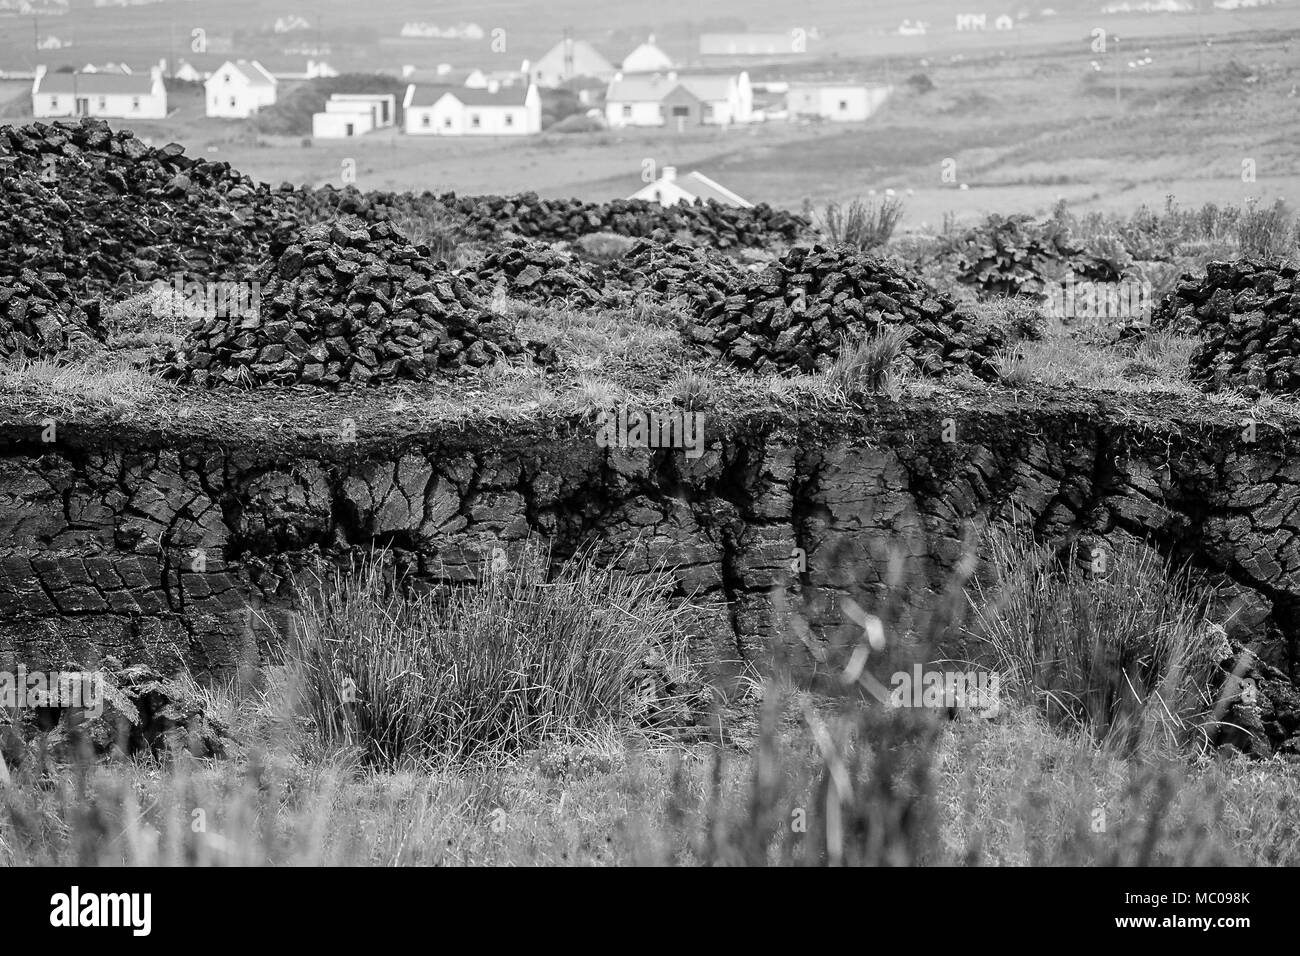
165,217,539,388
671,243,1006,378
1152,258,1300,393
467,237,610,308
0,119,295,306
607,238,745,308
0,269,99,359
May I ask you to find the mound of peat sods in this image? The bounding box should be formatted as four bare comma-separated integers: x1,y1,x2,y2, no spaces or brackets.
607,238,746,308
164,217,544,388
0,119,296,304
447,193,808,250
0,269,100,359
649,243,1005,378
1151,258,1300,393
287,186,808,250
465,237,612,308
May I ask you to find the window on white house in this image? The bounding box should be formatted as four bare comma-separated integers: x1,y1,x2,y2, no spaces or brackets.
672,105,689,117
505,114,513,126
441,116,449,127
97,97,106,109
224,73,231,83
471,113,481,127
229,97,236,107
131,97,140,111
838,100,848,111
622,104,632,117
50,96,59,108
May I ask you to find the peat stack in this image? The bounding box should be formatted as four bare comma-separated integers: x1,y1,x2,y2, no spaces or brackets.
1153,258,1300,393
166,217,540,388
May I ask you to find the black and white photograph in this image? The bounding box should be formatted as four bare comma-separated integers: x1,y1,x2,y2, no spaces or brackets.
0,0,1295,924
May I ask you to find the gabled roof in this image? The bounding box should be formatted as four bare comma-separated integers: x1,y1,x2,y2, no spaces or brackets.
621,39,674,73
679,74,739,102
212,60,276,87
532,38,614,78
36,71,157,95
676,171,752,207
607,72,736,103
405,84,530,108
606,73,677,102
405,67,485,86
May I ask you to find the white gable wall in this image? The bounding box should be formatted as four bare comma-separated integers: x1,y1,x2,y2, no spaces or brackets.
205,62,276,118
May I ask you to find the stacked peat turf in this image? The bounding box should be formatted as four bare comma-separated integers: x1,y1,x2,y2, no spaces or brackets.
286,187,808,250
607,239,746,311
443,193,808,249
0,268,99,359
661,243,1005,378
0,120,296,306
166,217,539,388
467,238,611,308
1152,258,1300,393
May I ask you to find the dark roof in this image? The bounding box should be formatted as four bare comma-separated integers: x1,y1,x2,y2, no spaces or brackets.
36,71,157,95
406,84,529,107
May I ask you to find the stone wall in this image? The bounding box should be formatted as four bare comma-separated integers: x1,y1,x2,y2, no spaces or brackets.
1,394,1296,690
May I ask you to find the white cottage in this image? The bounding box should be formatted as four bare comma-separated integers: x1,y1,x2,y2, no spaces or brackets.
403,83,541,135
32,65,167,119
787,83,891,122
605,71,753,128
204,60,277,118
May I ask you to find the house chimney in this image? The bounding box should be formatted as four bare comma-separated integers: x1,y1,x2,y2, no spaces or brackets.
662,166,677,182
488,79,500,93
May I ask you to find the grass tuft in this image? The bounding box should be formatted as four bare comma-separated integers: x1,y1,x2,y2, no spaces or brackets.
281,544,700,767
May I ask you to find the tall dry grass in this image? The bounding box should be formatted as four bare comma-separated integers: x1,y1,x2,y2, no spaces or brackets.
281,544,699,766
967,527,1221,755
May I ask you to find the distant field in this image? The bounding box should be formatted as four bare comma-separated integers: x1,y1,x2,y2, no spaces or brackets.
1,0,1295,75
2,8,1297,234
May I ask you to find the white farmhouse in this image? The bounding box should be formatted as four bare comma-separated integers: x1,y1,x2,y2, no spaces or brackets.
403,82,541,135
787,83,891,122
605,71,753,128
628,166,752,208
204,60,277,118
32,64,167,119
